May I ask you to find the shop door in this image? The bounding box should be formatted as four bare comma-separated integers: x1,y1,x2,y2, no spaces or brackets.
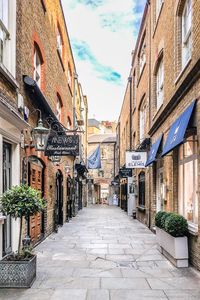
156,168,164,212
56,171,63,226
2,142,12,256
29,162,43,244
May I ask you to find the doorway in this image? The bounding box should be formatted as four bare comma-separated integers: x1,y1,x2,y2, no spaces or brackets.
55,170,63,226
156,168,164,212
28,156,45,245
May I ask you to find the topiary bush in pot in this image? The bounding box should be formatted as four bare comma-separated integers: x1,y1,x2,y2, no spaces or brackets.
155,211,168,228
165,213,188,237
0,184,46,258
160,212,172,229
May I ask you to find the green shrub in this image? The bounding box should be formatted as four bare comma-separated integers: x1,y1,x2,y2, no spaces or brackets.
0,184,46,255
165,213,188,237
155,211,167,228
160,212,172,229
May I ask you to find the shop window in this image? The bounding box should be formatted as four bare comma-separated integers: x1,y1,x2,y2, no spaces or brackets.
181,0,192,68
156,56,164,110
139,172,145,207
34,44,43,88
178,135,198,225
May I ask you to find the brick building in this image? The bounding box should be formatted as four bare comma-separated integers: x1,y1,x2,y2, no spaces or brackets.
117,0,200,270
0,0,29,257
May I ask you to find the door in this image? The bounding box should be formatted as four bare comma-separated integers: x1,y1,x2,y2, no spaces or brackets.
29,160,44,244
56,171,63,226
2,142,12,256
156,168,164,212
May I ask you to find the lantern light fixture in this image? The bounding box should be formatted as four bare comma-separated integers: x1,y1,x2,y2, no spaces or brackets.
32,109,50,151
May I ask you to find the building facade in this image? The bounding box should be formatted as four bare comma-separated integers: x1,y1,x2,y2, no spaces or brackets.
117,0,200,270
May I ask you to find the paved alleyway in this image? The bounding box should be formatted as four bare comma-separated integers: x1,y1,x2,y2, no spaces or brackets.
1,206,200,300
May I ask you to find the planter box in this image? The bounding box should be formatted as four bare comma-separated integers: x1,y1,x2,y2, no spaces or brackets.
156,227,188,268
0,255,36,288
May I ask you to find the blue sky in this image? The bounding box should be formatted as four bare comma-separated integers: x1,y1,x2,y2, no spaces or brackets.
62,0,146,121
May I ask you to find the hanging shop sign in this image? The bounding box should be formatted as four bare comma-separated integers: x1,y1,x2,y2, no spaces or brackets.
126,151,147,168
45,132,79,156
119,168,132,178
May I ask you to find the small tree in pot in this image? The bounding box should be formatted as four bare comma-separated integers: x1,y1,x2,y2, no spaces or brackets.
0,184,46,287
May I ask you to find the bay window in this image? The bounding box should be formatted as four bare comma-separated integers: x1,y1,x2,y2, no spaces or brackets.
182,0,192,67
178,135,198,225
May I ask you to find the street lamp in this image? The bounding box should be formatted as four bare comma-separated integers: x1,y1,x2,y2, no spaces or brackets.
32,110,49,151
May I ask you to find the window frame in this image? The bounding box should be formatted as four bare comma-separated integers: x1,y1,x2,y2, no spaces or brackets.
178,134,198,226
181,0,192,68
139,100,146,142
33,46,42,88
139,171,145,207
156,57,164,110
57,26,63,60
138,37,146,76
56,94,63,122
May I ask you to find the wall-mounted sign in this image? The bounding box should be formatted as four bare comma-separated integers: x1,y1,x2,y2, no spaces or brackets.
45,133,79,156
119,168,132,178
126,151,147,168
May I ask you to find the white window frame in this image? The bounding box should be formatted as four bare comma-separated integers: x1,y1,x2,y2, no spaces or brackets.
181,0,192,68
178,135,198,226
57,28,63,58
156,0,163,20
0,0,16,76
156,58,164,110
56,97,62,121
139,101,146,142
139,38,146,75
34,47,42,88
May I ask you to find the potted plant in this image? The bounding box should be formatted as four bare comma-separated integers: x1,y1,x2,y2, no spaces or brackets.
155,211,189,268
0,184,46,288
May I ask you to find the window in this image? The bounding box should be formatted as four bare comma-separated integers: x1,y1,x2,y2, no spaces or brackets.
0,0,9,63
178,135,198,225
139,37,146,75
133,71,136,109
56,96,62,122
139,172,145,207
34,45,42,88
156,0,163,20
57,27,63,59
68,64,72,88
139,100,146,142
182,0,192,67
156,57,164,110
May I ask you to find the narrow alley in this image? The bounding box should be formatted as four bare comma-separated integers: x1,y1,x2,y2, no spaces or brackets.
1,205,200,300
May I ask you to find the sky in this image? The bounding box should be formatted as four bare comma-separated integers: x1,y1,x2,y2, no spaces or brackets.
61,0,146,121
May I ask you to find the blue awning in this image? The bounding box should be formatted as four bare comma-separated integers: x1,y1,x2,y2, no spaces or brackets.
145,135,163,167
162,100,196,157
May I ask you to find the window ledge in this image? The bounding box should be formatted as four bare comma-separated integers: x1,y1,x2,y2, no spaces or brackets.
152,103,163,121
175,58,192,85
188,222,198,236
57,49,65,72
152,2,164,38
137,205,146,212
0,63,19,89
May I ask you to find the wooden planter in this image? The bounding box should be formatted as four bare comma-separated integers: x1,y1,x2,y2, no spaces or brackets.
0,255,36,288
156,227,188,268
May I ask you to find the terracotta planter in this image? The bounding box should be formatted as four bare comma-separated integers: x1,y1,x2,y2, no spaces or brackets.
0,255,36,288
156,227,188,268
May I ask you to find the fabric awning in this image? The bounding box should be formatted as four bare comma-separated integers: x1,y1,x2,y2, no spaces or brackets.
162,100,196,157
145,135,163,166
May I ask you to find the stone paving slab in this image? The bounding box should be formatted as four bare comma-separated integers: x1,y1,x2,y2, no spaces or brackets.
0,205,200,300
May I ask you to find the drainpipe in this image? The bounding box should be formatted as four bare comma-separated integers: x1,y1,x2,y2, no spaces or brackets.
128,76,133,151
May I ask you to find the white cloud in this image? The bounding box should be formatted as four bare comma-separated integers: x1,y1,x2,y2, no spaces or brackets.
61,0,146,121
